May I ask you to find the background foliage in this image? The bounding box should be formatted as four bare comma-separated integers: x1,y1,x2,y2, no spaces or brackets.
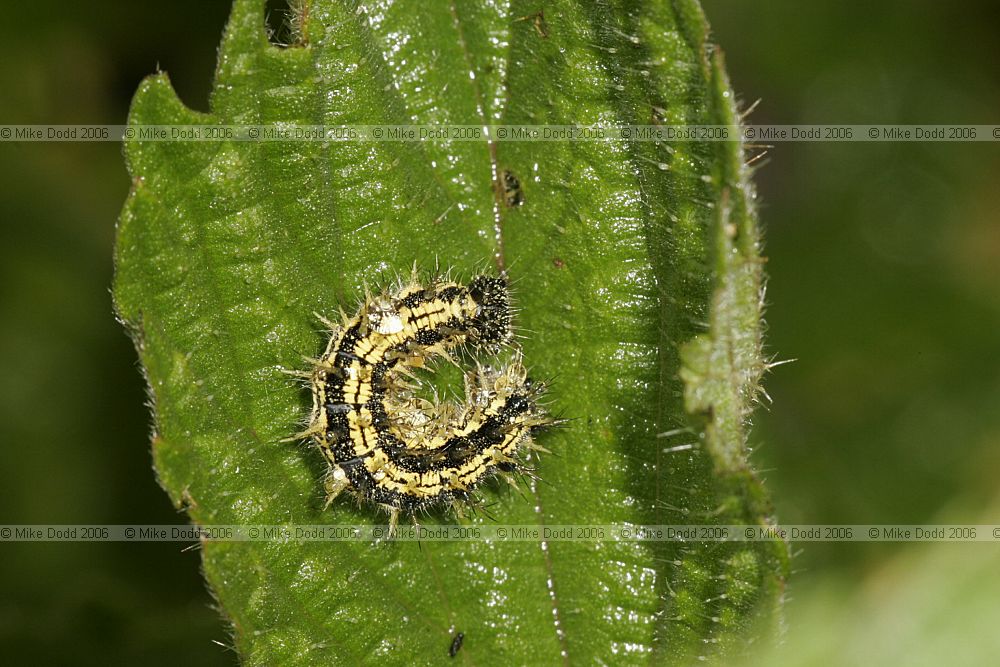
1,0,998,665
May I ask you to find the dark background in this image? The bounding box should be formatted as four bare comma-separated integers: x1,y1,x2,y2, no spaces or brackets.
1,1,997,664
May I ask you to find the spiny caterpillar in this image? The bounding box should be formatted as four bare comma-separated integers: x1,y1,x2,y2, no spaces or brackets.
289,269,552,529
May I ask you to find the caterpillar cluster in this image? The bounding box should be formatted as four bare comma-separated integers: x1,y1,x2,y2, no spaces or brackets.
290,271,552,528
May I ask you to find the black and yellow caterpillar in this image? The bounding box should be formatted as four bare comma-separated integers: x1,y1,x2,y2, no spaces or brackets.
293,272,551,527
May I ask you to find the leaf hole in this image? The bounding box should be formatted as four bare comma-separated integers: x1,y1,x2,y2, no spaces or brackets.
265,0,310,48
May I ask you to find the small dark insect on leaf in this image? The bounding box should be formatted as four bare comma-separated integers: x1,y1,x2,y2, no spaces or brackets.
499,169,524,207
449,631,465,658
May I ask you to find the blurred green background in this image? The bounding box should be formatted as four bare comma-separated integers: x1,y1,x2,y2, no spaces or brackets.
0,1,997,664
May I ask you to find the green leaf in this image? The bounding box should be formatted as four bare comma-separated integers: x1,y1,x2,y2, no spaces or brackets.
113,0,788,664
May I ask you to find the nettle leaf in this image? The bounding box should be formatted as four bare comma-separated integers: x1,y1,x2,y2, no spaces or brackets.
114,0,788,664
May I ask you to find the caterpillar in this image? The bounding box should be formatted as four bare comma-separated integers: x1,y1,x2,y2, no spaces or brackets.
289,270,552,530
